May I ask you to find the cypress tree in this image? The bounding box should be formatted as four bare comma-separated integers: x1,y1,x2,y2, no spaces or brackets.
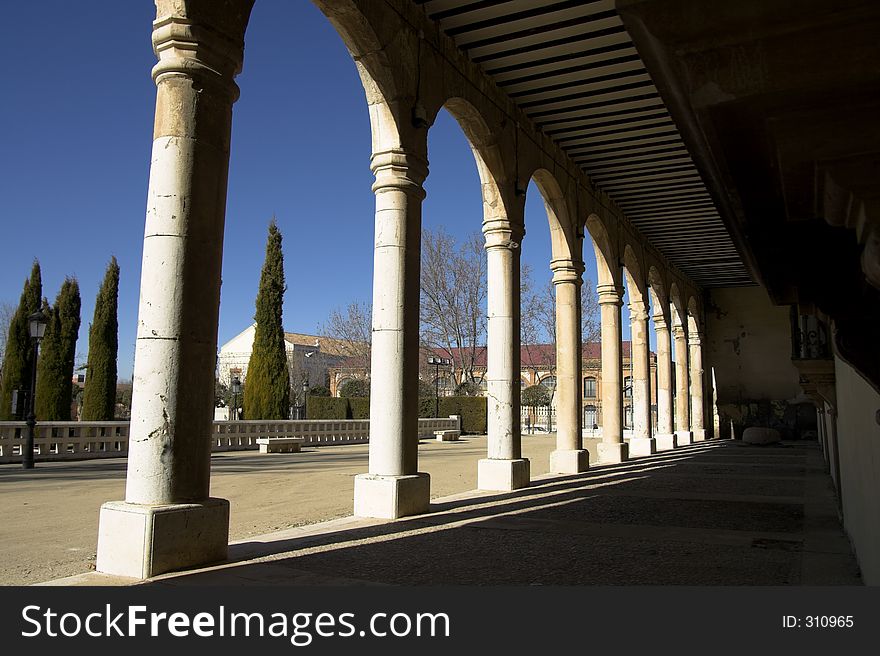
81,258,119,420
244,220,290,419
0,261,42,420
35,278,81,420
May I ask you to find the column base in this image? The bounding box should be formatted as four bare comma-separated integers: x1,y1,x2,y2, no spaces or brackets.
675,431,694,446
354,473,430,519
96,498,229,580
692,428,707,441
597,442,629,464
628,437,657,457
478,458,530,491
550,449,589,474
655,434,676,451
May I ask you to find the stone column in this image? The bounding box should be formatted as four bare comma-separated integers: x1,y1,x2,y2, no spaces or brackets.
689,330,706,441
550,260,589,473
653,312,675,450
597,284,628,463
816,406,829,469
96,0,254,579
478,221,530,490
672,323,692,445
628,299,655,456
354,148,430,519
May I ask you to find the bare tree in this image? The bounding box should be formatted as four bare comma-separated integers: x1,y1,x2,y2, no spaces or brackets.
521,270,602,404
420,228,487,386
321,301,371,377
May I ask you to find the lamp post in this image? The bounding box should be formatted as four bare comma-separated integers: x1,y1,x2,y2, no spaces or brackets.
301,377,309,419
230,375,241,421
427,356,451,418
23,311,48,470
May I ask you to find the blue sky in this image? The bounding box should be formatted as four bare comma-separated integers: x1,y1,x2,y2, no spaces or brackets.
0,1,636,381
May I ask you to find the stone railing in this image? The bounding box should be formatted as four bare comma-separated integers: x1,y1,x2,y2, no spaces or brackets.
0,415,462,464
0,421,130,463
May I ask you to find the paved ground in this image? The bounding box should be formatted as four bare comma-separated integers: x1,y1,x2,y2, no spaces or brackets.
34,438,862,587
0,433,567,585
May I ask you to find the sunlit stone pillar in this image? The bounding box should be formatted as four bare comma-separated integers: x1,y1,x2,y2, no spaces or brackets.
354,148,430,519
550,259,589,473
672,323,692,445
597,284,628,463
689,330,706,441
479,221,529,490
628,299,655,456
97,0,254,579
653,311,675,450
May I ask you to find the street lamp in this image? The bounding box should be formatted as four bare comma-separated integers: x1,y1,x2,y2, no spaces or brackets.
301,377,309,419
427,356,451,418
23,311,48,470
230,375,241,421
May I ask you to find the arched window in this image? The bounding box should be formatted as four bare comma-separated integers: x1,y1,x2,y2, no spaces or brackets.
539,376,557,389
584,405,598,429
584,377,597,398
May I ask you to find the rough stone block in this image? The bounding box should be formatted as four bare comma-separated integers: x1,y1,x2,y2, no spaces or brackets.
597,442,629,464
675,431,694,446
257,437,304,453
96,498,229,579
628,437,657,457
655,434,676,451
478,458,530,491
742,427,782,445
354,472,430,519
550,449,589,474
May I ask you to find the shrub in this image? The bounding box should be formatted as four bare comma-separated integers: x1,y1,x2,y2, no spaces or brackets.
339,379,370,398
348,397,370,419
306,396,348,419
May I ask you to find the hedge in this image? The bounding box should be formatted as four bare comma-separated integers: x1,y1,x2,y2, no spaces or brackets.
306,397,349,419
307,394,487,434
421,396,487,434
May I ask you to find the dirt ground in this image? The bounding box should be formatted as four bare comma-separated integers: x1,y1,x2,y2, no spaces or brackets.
0,434,566,585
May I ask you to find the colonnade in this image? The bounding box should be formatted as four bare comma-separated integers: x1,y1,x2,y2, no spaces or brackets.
95,0,710,579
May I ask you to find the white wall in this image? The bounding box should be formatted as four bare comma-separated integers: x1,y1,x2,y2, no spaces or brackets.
834,354,880,584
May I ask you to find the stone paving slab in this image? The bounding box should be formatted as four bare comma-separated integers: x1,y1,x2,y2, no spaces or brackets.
41,440,862,587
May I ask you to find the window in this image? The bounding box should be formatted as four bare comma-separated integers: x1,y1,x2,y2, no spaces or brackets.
624,376,633,399
584,377,597,398
584,405,597,429
539,376,557,389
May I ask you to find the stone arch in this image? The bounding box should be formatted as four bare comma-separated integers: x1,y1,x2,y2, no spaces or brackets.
647,265,668,320
622,244,649,306
687,296,701,335
585,214,619,289
441,97,510,228
669,282,687,329
529,168,577,264
309,1,403,152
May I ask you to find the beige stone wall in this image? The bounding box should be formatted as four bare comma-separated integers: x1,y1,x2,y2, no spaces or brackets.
707,287,801,402
833,355,880,585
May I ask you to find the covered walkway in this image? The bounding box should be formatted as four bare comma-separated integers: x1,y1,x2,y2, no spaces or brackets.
50,439,860,587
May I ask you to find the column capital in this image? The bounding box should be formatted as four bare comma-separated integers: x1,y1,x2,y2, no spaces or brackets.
689,331,704,346
151,2,253,99
550,258,584,285
671,324,687,339
370,148,428,197
483,219,524,251
596,283,623,306
629,299,649,322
